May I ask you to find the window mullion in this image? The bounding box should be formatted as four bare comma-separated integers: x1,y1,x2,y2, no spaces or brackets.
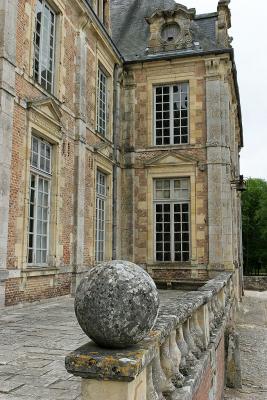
33,174,38,265
50,15,56,92
46,180,51,264
170,86,174,145
38,2,44,85
171,202,174,262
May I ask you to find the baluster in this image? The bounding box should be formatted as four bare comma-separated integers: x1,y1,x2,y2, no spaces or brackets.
208,301,215,331
197,304,210,350
215,295,223,319
176,325,188,370
192,311,204,351
147,363,159,400
183,319,201,358
152,346,174,398
213,296,223,326
169,330,185,387
211,297,220,326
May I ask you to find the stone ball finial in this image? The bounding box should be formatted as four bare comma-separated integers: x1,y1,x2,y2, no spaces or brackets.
74,260,160,349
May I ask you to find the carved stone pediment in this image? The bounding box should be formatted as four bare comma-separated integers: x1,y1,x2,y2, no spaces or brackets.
93,141,113,160
27,97,62,139
144,152,198,167
145,4,196,54
27,97,62,123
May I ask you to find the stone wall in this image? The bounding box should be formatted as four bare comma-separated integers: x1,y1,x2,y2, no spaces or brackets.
3,0,122,306
243,276,267,292
65,272,240,400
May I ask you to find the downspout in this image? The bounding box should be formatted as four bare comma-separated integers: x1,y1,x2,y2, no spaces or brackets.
112,64,122,259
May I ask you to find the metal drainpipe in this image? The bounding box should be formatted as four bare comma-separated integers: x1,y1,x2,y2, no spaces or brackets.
112,64,122,260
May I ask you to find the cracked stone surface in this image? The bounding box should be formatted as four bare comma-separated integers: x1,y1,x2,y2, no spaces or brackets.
0,297,86,400
224,291,267,400
75,261,160,348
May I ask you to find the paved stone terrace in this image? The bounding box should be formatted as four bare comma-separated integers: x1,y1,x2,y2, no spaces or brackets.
0,297,86,400
0,291,185,399
1,291,266,399
224,291,267,400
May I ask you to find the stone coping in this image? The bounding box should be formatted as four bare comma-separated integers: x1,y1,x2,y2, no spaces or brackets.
65,272,232,382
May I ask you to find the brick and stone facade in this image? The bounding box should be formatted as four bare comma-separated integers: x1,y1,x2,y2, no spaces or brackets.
0,0,243,306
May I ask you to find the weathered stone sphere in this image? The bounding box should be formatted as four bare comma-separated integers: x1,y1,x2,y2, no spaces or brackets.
74,260,160,348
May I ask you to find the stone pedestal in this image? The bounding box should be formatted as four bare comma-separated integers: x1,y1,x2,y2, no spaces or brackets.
81,370,146,400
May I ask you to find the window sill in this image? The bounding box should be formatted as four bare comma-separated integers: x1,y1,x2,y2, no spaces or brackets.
20,72,62,104
135,144,200,153
94,130,113,146
22,266,59,278
147,262,200,270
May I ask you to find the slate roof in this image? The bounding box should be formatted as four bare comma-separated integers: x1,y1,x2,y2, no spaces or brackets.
110,0,221,62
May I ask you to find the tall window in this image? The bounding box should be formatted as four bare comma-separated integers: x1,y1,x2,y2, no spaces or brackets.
154,83,189,146
97,68,107,136
154,178,190,262
34,0,56,93
28,136,52,265
95,171,107,262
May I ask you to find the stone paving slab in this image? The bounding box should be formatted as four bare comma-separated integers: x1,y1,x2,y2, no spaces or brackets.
0,291,184,399
0,296,87,399
224,291,267,400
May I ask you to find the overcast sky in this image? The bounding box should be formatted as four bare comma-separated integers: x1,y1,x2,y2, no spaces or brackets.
176,0,267,180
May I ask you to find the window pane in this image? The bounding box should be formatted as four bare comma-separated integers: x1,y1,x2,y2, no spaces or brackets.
27,172,50,266
154,179,190,263
34,0,55,92
155,83,189,145
95,171,107,262
97,69,107,136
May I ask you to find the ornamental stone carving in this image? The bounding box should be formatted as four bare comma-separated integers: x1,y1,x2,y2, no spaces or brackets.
217,0,232,48
145,4,196,54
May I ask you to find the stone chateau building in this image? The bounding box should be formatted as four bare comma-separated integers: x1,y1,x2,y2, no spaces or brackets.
0,0,243,306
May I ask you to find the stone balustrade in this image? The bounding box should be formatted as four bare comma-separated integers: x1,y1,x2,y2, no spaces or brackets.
65,272,236,400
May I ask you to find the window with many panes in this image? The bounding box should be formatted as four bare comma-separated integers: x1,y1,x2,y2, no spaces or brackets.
34,0,56,93
154,83,189,146
95,171,107,262
154,178,190,262
96,68,108,136
28,136,52,265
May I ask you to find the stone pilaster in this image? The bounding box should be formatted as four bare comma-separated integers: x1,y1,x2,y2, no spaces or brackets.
121,72,136,261
72,29,88,293
205,58,234,271
0,0,18,305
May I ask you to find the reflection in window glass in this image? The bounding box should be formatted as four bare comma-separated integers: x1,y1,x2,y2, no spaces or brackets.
28,136,52,265
154,83,189,146
34,0,56,93
154,178,190,262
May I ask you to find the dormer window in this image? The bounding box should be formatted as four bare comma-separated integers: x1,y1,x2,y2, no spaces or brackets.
146,5,195,53
161,23,180,43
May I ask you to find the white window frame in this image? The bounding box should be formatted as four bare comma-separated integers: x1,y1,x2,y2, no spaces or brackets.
154,178,190,263
28,135,52,266
153,83,189,146
96,68,108,136
95,171,107,262
33,0,56,93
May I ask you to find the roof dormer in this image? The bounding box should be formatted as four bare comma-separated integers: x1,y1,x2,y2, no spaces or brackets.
145,4,196,54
